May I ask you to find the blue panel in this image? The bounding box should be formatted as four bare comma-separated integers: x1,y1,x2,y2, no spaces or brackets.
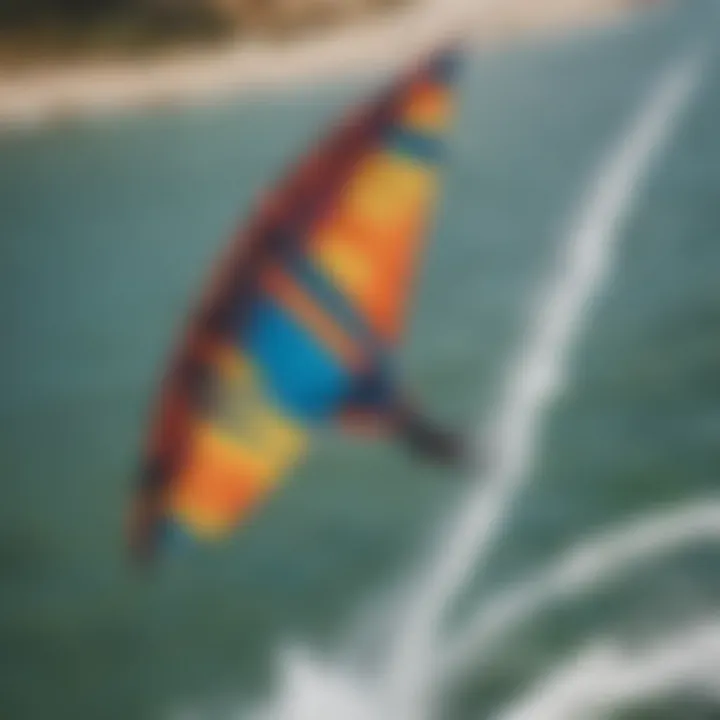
284,253,398,418
384,126,444,164
240,296,351,422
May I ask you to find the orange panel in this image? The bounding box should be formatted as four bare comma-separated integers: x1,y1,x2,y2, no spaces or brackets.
311,205,426,341
402,83,452,131
167,423,271,536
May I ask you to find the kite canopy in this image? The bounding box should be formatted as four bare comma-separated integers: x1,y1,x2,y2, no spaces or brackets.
129,44,464,562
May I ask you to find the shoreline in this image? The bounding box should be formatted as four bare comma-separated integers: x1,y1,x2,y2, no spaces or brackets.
0,0,651,130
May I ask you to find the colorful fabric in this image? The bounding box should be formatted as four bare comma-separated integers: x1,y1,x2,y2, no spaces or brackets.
129,45,463,561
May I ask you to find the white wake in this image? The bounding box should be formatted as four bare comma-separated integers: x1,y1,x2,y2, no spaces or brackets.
495,619,720,720
441,498,720,687
224,41,711,720
382,44,706,720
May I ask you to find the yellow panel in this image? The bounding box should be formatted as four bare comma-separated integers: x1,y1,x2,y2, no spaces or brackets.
315,239,372,298
166,341,310,536
173,506,231,540
342,153,435,228
168,410,307,536
210,365,308,475
303,143,438,342
167,421,272,536
307,152,436,335
247,403,308,478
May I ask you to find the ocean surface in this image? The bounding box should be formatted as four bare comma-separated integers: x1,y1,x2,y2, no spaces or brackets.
1,4,719,719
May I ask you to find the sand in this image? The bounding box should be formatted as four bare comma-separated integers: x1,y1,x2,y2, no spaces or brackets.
0,0,648,128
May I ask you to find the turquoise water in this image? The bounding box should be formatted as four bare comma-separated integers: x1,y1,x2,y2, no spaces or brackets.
2,6,720,719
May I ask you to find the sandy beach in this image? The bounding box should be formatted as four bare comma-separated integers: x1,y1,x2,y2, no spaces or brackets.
0,0,647,128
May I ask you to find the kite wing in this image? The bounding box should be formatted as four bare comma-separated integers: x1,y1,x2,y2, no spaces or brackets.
129,45,464,563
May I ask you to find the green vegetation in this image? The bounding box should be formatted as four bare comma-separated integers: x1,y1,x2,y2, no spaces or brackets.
0,0,412,65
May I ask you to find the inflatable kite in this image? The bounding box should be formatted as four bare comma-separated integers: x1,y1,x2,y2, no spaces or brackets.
129,44,466,563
